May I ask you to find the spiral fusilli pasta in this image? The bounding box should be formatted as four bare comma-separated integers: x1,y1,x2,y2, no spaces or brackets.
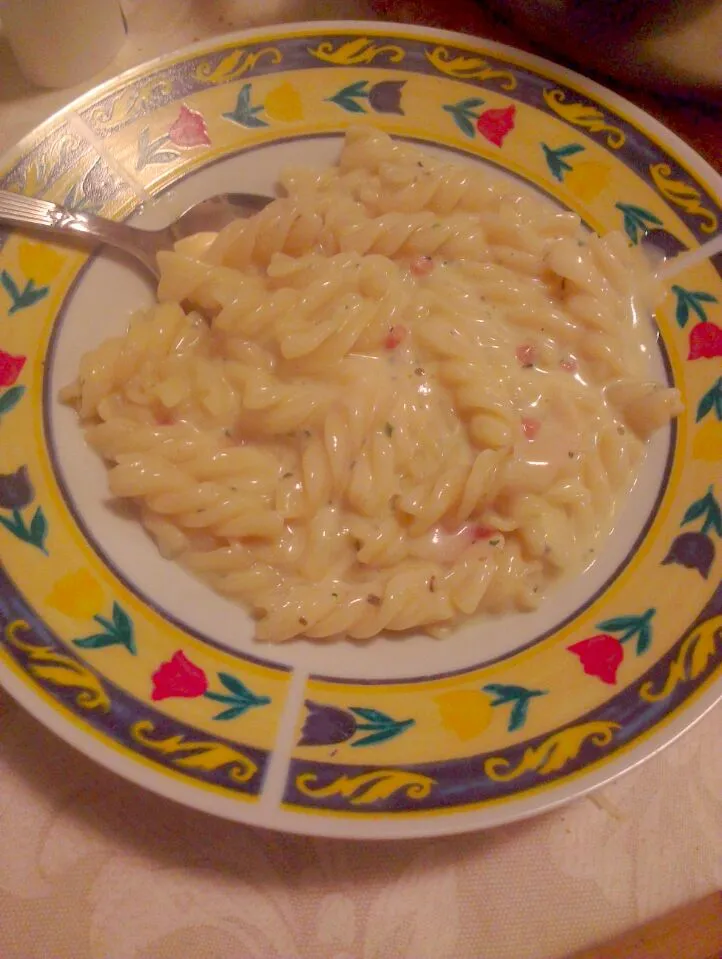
62,128,682,642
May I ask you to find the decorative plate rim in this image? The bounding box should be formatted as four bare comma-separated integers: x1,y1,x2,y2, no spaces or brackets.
0,19,719,839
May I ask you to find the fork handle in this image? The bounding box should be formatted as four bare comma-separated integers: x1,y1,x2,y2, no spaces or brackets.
0,190,164,278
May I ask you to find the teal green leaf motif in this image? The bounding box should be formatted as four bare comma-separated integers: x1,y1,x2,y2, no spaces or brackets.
325,80,406,115
1,270,49,315
483,683,547,732
671,285,717,329
326,80,371,113
615,203,663,245
204,672,271,720
29,507,47,548
223,83,268,128
442,96,485,139
349,706,414,747
349,706,395,724
681,486,722,537
541,142,585,182
696,379,722,422
0,270,20,303
350,726,408,747
74,601,136,654
596,608,656,655
0,505,48,553
134,127,181,171
0,385,25,417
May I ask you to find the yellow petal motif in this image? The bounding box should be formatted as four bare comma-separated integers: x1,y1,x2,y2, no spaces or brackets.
3,620,110,712
264,82,304,122
131,720,258,784
563,161,612,203
194,47,282,84
296,769,436,805
17,238,66,285
307,37,404,66
425,46,516,90
484,720,620,781
640,617,721,703
435,689,493,741
692,419,722,462
543,90,625,149
46,569,105,620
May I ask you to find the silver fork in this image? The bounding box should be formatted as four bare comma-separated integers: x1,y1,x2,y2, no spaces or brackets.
0,189,273,279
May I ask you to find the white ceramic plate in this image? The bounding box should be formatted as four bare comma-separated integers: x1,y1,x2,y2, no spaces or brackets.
0,21,720,838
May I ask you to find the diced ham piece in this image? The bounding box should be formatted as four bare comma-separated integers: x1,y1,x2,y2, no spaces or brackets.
384,325,408,349
410,256,434,277
521,417,541,439
516,344,536,368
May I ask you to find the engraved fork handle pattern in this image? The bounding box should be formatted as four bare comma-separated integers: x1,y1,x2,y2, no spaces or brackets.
0,190,171,278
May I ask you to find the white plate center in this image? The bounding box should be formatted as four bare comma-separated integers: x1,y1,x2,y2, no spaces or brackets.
47,137,674,681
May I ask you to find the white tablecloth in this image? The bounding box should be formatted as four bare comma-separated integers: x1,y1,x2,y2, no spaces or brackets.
0,3,719,957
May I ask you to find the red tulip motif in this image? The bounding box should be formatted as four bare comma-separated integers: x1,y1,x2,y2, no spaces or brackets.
476,106,516,146
168,105,211,148
136,105,211,171
688,322,722,360
151,651,208,701
0,351,26,387
568,634,624,685
568,609,655,685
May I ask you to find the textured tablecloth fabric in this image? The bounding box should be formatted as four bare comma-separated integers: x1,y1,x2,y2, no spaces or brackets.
0,2,719,957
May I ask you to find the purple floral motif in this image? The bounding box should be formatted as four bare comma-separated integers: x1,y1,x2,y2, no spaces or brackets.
641,230,687,260
300,700,357,746
326,80,406,115
0,465,33,510
298,700,414,748
662,486,721,579
0,466,48,553
367,80,405,114
662,532,715,579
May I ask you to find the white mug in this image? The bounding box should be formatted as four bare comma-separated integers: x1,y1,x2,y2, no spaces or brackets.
0,0,126,88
